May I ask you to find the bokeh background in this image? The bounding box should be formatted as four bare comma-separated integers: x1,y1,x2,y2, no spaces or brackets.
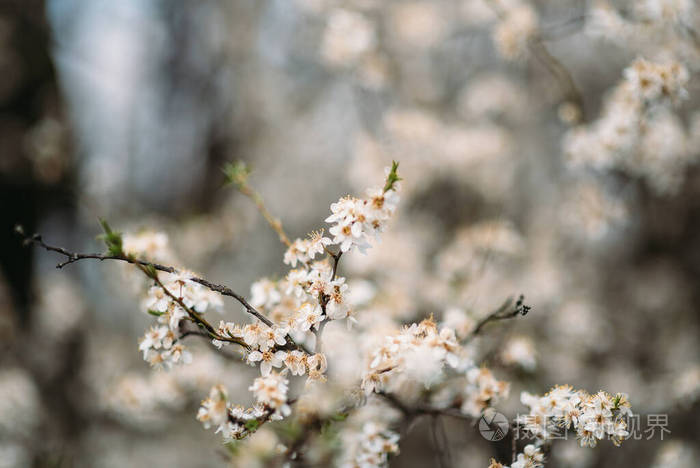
1,0,699,467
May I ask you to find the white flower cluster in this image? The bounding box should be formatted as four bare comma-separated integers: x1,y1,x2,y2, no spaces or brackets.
196,379,288,442
195,165,401,443
212,319,328,379
624,58,689,102
215,164,401,382
249,372,291,418
587,0,695,42
326,187,400,254
122,230,170,261
518,386,632,448
100,353,228,427
138,325,192,369
361,318,462,395
283,173,400,266
559,179,628,241
361,317,510,418
460,367,512,418
138,270,223,368
489,444,544,468
283,230,332,267
501,336,537,371
340,422,400,468
564,57,694,195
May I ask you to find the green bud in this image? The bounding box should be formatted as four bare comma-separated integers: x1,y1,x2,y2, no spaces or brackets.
383,160,401,193
97,218,123,256
222,161,251,188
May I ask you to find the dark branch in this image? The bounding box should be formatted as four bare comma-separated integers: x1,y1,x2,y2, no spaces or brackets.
17,227,274,327
468,295,530,340
330,251,342,282
483,0,586,122
17,226,317,354
527,34,586,121
376,392,475,423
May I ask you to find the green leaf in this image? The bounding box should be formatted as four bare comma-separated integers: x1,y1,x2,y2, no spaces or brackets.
330,412,348,422
97,218,123,256
383,160,401,193
245,419,260,432
147,309,164,317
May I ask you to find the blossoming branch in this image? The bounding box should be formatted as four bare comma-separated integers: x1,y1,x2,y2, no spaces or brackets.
19,161,633,467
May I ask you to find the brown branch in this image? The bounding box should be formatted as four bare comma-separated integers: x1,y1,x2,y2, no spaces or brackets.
430,415,451,468
680,22,700,50
527,34,586,121
136,263,249,349
467,295,530,341
538,15,587,41
16,226,317,355
485,0,586,121
330,250,342,282
177,328,246,361
18,227,274,327
376,392,475,423
234,178,291,247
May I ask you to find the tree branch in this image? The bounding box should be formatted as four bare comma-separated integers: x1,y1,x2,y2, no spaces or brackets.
17,227,274,328
527,34,586,121
376,391,475,423
223,162,291,248
485,0,586,121
467,295,530,341
136,263,248,349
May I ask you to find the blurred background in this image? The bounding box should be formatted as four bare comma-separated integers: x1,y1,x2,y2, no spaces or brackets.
1,0,699,466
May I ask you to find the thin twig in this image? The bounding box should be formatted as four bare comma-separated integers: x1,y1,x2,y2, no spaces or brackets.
438,416,453,468
137,263,248,349
376,392,475,422
512,421,517,463
235,180,291,247
485,0,586,121
18,227,317,354
330,251,342,282
430,416,449,468
538,15,587,41
18,228,274,327
177,328,245,360
527,34,586,121
314,249,343,353
467,295,530,341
